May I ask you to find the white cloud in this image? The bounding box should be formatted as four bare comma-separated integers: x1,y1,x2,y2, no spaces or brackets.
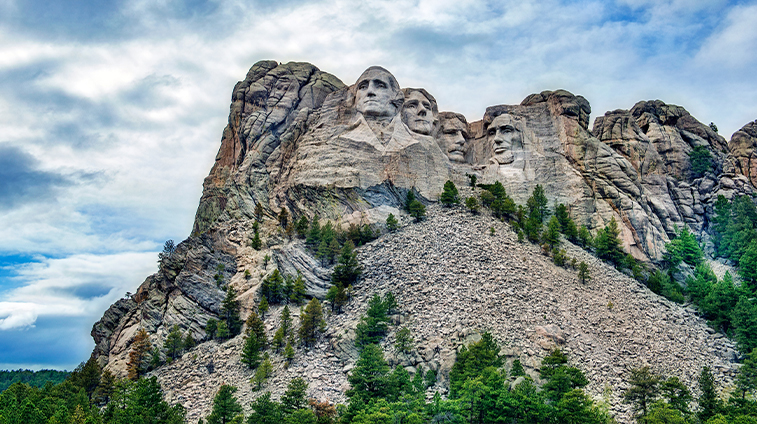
0,252,158,330
696,4,757,68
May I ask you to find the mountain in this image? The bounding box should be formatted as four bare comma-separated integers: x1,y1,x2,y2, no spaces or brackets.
90,60,757,422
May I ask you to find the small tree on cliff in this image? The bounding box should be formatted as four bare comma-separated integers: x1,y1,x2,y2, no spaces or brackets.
220,287,242,337
440,180,459,206
595,217,625,267
327,240,362,313
127,328,152,380
299,298,326,348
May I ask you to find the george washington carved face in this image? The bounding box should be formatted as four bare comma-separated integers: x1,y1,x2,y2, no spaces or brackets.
487,114,523,165
355,66,402,118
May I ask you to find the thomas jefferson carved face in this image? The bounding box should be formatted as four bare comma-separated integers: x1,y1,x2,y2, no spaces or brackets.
402,90,437,135
355,67,401,118
437,113,468,163
487,114,523,165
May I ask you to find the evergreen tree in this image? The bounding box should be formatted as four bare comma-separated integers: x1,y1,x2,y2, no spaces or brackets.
306,215,321,249
206,385,243,424
258,296,269,319
578,261,590,284
295,216,309,238
355,294,391,348
248,392,282,424
440,180,459,206
299,298,326,347
449,332,502,398
543,216,561,248
329,241,362,313
526,184,549,224
697,366,721,423
665,225,703,268
252,354,273,390
158,240,176,263
689,146,713,178
290,273,307,305
736,348,757,399
404,190,416,213
394,327,413,354
254,202,264,222
409,199,426,222
183,332,196,351
261,269,286,304
165,324,184,361
127,328,152,380
386,213,399,232
595,217,624,266
149,343,163,370
347,343,390,400
660,376,692,417
94,369,116,406
510,359,526,377
624,366,661,420
68,357,102,401
277,208,289,229
241,311,266,369
205,318,218,340
284,336,295,366
103,377,186,424
465,197,479,214
281,378,309,415
216,321,229,340
554,204,569,230
732,296,757,354
251,230,262,250
578,225,593,248
221,287,242,336
317,239,330,266
702,276,740,333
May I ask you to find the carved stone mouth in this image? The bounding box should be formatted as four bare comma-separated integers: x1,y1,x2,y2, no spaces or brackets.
494,147,507,154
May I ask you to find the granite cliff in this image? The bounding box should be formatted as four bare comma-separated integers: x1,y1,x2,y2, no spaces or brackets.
91,61,757,422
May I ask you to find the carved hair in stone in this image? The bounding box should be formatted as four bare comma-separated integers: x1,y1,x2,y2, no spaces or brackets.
485,112,524,165
401,88,439,136
437,112,469,163
353,66,404,119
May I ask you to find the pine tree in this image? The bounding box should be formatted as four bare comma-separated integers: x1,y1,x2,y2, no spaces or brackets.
543,216,561,249
404,190,416,213
127,328,152,380
578,225,593,248
251,230,262,250
697,366,721,423
216,321,229,340
221,287,242,336
306,215,321,248
289,273,307,305
205,318,218,340
261,269,285,304
281,378,309,415
277,208,289,229
465,197,479,214
578,262,590,284
248,392,282,424
736,348,757,399
595,217,624,266
254,202,264,222
555,204,570,231
258,296,269,319
386,213,399,232
205,385,243,424
510,359,526,377
251,354,273,390
347,343,390,400
329,241,362,313
165,324,184,361
394,327,413,353
317,239,329,266
284,336,295,366
409,200,426,222
241,331,262,369
327,238,340,264
440,180,459,206
299,298,326,347
624,366,661,420
280,305,293,337
295,215,309,238
526,184,549,224
183,331,196,351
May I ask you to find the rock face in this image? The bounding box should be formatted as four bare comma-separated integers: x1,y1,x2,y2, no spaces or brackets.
91,60,757,422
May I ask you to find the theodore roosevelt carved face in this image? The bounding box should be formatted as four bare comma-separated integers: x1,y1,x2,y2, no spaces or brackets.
437,112,468,163
355,66,402,118
402,89,438,136
487,113,523,165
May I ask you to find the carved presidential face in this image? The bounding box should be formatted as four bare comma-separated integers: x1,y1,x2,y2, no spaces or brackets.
438,115,468,163
487,114,522,165
402,90,436,135
355,68,399,118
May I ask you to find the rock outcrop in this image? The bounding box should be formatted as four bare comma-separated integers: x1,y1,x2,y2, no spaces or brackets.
90,60,757,423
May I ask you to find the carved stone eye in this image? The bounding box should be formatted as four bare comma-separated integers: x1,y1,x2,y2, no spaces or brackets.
357,81,368,90
375,80,387,89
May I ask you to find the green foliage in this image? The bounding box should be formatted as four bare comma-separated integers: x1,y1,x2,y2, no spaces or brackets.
184,331,196,351
68,358,102,401
539,350,588,402
394,326,414,354
466,173,477,187
104,377,186,424
216,320,230,340
465,197,479,214
404,190,416,213
306,215,322,249
221,287,243,337
386,213,399,232
552,248,568,267
164,325,184,361
248,392,281,424
206,385,243,424
262,269,286,304
690,145,713,178
594,217,625,267
295,215,309,238
543,216,561,249
281,378,309,415
578,261,590,284
449,332,503,398
241,311,266,369
328,241,362,313
441,180,460,206
258,296,269,319
299,298,326,348
284,338,295,366
526,184,549,224
355,293,395,348
698,366,722,423
578,225,593,248
409,200,426,222
736,348,757,399
254,202,264,221
660,376,692,417
347,344,391,400
732,297,757,354
624,366,662,420
278,208,289,228
665,225,704,268
127,328,151,380
252,354,273,391
206,318,218,340
0,369,70,392
510,359,526,377
251,229,262,250
158,239,176,263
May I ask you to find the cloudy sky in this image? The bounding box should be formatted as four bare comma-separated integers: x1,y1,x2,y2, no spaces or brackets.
1,0,756,370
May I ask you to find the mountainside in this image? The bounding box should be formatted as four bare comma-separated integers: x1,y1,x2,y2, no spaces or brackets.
89,60,757,423
148,201,739,423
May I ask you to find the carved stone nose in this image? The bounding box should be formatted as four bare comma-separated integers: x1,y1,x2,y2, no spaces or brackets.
418,110,426,117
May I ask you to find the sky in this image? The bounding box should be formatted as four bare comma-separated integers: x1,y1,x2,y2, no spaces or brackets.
0,0,756,371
